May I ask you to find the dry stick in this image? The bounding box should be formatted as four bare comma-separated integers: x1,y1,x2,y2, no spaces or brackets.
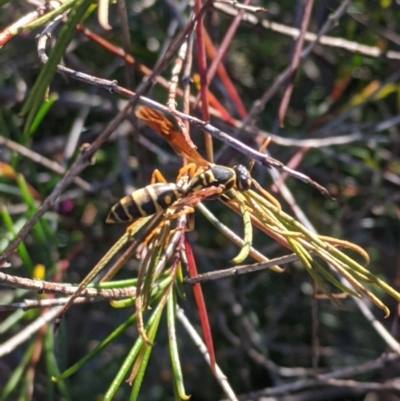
185,253,300,284
62,102,90,166
0,135,92,192
278,0,314,127
0,271,135,299
213,2,400,60
77,24,394,151
167,41,188,110
0,0,66,48
245,352,400,399
214,0,351,163
116,0,134,90
0,307,62,357
177,307,239,401
0,0,213,263
213,0,266,13
125,97,333,198
167,37,192,168
237,0,352,137
0,296,102,311
194,0,213,163
198,0,252,118
182,30,195,122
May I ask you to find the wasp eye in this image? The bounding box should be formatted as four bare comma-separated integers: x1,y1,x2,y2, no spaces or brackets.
233,165,252,191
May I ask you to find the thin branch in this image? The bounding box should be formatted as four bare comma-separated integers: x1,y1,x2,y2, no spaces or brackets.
214,2,400,60
0,271,135,299
278,0,314,126
0,0,67,48
0,296,104,311
238,0,351,136
0,306,62,357
177,307,239,401
244,352,400,399
0,0,212,262
0,135,92,192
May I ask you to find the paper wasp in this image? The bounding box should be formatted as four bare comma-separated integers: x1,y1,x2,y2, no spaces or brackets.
106,164,252,224
54,144,253,333
54,104,391,358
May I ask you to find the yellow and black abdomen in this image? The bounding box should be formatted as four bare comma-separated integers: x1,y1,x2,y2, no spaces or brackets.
106,183,185,224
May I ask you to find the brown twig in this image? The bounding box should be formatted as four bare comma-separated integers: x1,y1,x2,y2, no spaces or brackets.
0,0,65,48
194,0,213,162
237,0,351,136
0,271,135,299
278,0,314,126
0,0,213,263
245,352,400,399
203,3,250,118
214,2,400,60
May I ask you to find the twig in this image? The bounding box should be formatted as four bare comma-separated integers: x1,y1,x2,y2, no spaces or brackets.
0,271,135,299
167,41,187,110
278,0,314,126
62,102,91,167
0,0,213,262
0,134,92,192
194,0,213,162
213,2,400,60
0,296,104,311
0,0,67,48
238,0,351,136
195,10,250,119
177,307,239,401
116,0,134,90
185,252,296,284
244,352,400,399
213,0,267,13
326,378,400,391
117,97,333,197
0,306,62,357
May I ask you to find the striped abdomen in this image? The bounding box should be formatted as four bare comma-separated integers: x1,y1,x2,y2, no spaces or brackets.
106,183,185,224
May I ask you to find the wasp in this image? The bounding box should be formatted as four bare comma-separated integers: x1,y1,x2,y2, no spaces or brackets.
106,165,252,224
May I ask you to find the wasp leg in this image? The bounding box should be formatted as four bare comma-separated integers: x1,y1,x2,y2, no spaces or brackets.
137,207,195,252
163,207,196,243
150,169,168,184
176,162,206,184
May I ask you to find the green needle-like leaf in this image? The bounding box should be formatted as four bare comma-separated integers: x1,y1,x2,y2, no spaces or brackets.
21,0,92,134
167,290,190,400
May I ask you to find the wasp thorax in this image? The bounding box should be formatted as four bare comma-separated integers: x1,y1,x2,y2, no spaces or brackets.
185,166,236,194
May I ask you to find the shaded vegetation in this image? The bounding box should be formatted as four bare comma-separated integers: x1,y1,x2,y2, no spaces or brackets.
1,1,400,400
